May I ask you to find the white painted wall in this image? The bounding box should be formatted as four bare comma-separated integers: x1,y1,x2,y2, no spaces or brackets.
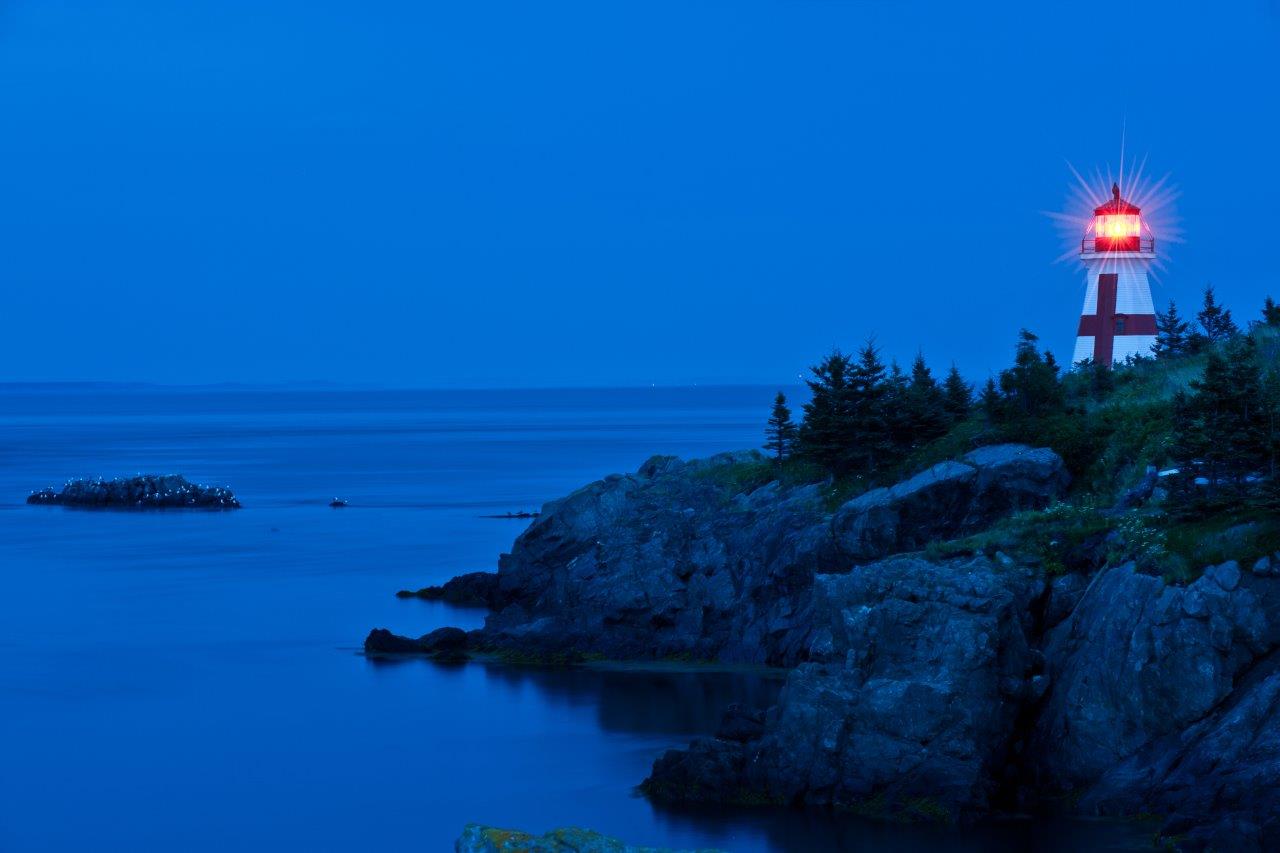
1112,335,1157,363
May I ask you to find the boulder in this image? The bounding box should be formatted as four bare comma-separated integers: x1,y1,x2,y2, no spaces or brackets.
27,474,240,509
831,445,1068,562
364,628,425,654
364,626,469,659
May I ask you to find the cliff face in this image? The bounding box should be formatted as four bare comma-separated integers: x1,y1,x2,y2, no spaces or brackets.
400,444,1280,847
642,555,1044,820
483,452,835,666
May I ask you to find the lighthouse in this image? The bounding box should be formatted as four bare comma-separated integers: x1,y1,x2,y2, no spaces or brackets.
1072,183,1157,366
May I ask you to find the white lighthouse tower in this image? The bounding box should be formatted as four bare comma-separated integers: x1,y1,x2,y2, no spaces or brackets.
1072,184,1157,365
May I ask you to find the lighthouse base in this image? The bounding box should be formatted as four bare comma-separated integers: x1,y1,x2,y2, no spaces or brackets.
1073,334,1156,366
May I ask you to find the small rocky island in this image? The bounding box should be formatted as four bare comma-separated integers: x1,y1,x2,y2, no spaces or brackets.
27,474,240,509
371,444,1280,850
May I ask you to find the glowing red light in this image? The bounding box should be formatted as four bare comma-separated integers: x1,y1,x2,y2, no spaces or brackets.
1087,183,1146,252
1095,213,1141,239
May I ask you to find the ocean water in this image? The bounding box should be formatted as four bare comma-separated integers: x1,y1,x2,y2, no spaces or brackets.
0,385,1149,852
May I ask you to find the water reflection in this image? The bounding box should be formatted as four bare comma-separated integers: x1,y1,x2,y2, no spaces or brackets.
366,655,784,737
364,656,1154,852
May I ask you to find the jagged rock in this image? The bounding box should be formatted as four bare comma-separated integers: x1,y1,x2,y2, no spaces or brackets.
1031,563,1280,791
645,555,1044,821
1082,649,1280,851
472,446,1063,667
26,474,240,508
830,445,1069,562
480,451,837,666
397,572,502,607
454,823,722,853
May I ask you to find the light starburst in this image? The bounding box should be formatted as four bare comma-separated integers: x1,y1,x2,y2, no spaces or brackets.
1045,152,1183,281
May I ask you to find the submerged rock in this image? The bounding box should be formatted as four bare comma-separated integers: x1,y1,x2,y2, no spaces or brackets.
454,824,722,853
26,474,240,509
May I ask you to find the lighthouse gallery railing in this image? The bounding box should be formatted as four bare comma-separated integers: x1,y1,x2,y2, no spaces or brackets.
1081,237,1155,254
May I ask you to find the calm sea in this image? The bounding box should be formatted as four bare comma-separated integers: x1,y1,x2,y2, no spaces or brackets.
0,385,1147,852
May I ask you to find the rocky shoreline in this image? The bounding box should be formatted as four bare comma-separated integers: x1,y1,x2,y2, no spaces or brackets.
373,446,1280,850
27,474,240,509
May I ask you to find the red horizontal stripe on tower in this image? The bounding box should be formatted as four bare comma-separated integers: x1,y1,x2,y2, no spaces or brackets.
1077,314,1157,336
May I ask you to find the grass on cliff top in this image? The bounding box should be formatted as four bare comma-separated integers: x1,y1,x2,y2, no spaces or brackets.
927,501,1280,583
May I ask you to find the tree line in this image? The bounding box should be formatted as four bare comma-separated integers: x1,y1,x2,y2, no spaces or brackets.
765,343,972,476
765,287,1280,510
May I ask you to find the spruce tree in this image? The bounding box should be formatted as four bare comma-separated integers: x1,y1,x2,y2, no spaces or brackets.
847,340,892,472
997,329,1062,422
885,360,912,451
1154,300,1190,358
764,391,798,462
798,350,854,474
942,365,972,423
980,377,1001,421
1262,364,1280,484
898,352,948,447
1197,285,1239,342
1263,296,1280,327
1171,337,1268,500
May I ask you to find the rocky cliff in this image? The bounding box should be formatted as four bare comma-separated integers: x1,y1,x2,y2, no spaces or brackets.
475,445,1064,666
376,444,1280,849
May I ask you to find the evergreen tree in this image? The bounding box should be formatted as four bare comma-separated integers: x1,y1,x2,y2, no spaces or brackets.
764,391,798,462
884,360,912,451
1197,285,1239,342
847,340,893,472
1262,364,1280,484
995,329,1062,422
1154,300,1190,358
980,377,1001,421
1171,337,1269,500
942,365,972,423
1263,296,1280,327
897,352,948,447
1078,357,1114,401
798,350,854,474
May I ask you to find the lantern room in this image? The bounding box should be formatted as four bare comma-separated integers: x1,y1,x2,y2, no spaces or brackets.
1084,183,1152,254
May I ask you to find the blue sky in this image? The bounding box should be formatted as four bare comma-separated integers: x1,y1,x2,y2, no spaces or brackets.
1,1,1278,387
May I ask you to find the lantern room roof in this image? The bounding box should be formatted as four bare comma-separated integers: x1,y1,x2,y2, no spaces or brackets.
1094,183,1141,216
